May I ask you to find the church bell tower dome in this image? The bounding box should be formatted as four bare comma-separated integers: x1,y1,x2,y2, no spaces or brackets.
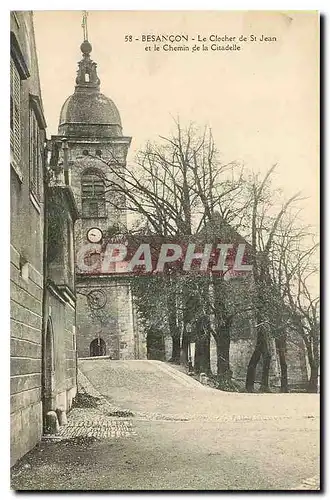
58,37,122,138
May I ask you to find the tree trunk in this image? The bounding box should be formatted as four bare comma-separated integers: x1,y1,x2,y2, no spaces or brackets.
246,307,272,392
275,335,288,393
246,334,262,392
214,326,231,384
260,346,272,392
309,333,319,393
170,334,181,364
211,275,232,385
195,330,210,374
304,337,319,393
308,364,319,393
167,287,180,363
181,327,189,365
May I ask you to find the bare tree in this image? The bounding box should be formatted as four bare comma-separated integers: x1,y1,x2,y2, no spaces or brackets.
273,220,320,392
242,166,303,392
91,121,245,371
86,124,318,392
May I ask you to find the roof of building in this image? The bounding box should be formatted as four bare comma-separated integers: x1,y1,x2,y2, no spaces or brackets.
59,92,122,127
58,39,122,138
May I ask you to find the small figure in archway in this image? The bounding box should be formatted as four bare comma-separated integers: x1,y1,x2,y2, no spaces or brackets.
90,337,106,357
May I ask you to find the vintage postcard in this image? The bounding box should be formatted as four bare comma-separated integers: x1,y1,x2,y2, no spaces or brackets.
10,10,320,491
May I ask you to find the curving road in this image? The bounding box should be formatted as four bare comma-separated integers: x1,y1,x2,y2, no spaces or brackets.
12,359,320,491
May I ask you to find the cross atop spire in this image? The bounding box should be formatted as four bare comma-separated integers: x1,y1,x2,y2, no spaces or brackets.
82,10,89,41
75,11,100,91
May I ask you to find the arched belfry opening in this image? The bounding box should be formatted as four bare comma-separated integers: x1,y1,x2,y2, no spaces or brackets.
81,168,106,218
90,338,106,357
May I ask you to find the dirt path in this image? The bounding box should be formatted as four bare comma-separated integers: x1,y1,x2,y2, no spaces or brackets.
11,360,320,491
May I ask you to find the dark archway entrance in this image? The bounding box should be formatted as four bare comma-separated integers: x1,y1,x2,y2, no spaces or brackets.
90,338,106,357
42,317,55,429
146,329,165,361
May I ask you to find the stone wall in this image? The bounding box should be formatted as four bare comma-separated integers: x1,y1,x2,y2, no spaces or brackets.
164,331,307,388
44,290,77,412
286,336,309,386
10,246,43,466
44,177,78,422
10,12,46,466
76,278,138,359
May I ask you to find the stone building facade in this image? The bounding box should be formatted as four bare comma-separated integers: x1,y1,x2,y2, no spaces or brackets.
54,39,144,360
10,11,78,466
10,11,47,466
43,144,79,424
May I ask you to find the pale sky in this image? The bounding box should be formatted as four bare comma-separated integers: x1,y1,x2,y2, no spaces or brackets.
33,10,319,229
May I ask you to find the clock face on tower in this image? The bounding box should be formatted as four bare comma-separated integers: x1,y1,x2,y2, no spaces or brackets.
87,227,103,243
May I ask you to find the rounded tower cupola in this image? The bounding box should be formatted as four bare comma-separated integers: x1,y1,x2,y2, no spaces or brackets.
58,37,122,138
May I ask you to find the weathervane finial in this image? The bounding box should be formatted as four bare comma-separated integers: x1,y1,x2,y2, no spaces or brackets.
82,10,89,41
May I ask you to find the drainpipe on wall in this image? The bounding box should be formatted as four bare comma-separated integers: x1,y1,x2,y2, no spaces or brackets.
41,139,51,432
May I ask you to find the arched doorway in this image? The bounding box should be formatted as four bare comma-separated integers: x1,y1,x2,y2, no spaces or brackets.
42,317,55,427
90,338,106,357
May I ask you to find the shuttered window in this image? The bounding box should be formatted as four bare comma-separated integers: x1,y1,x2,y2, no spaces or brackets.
81,172,106,218
10,57,21,162
29,109,41,199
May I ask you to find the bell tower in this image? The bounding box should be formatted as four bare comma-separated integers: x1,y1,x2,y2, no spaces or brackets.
54,16,143,360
